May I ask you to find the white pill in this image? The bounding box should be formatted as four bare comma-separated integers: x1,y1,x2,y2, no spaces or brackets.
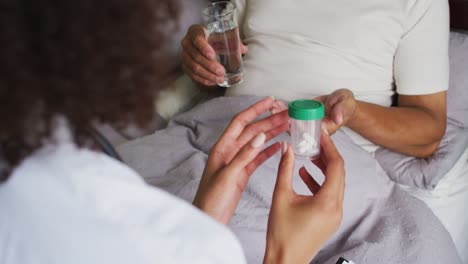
302,132,317,146
297,140,309,149
298,145,309,154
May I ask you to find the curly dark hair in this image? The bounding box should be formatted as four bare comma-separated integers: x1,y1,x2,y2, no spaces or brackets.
0,0,180,181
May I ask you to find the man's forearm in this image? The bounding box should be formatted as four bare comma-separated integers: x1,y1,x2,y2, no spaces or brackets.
348,100,446,157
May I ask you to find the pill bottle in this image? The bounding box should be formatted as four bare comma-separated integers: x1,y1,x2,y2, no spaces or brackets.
288,99,324,160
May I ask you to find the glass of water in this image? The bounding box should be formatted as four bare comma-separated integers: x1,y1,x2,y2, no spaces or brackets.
203,1,243,87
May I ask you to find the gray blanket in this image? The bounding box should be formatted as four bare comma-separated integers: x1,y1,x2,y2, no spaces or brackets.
375,122,468,189
117,96,461,264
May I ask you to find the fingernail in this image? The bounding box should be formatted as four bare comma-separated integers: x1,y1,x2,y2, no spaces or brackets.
337,115,343,125
269,96,275,101
281,141,288,155
216,68,224,76
321,127,329,136
207,52,215,60
251,133,266,148
271,108,278,114
216,77,224,83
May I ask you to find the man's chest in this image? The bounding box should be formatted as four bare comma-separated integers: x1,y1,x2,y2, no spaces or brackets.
243,0,409,59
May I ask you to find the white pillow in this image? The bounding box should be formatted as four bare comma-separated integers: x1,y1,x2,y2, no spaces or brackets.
155,75,201,120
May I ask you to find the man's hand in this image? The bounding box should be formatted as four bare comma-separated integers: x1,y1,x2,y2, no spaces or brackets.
269,90,358,136
181,24,248,87
314,89,358,135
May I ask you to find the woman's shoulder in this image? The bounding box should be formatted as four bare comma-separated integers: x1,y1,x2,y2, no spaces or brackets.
7,117,143,185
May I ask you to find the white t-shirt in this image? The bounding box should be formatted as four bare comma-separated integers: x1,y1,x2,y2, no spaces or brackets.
0,125,246,264
226,0,449,150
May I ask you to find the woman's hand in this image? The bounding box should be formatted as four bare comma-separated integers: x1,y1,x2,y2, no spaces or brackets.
181,24,248,87
264,132,345,264
315,89,358,135
193,97,289,225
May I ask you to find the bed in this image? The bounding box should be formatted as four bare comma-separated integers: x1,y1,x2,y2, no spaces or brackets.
111,1,468,263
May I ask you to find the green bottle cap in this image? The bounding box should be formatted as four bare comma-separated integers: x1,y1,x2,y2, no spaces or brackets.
288,99,324,120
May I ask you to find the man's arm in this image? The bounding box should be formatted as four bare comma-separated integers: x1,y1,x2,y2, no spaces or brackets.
347,91,447,158
316,0,449,158
269,89,447,158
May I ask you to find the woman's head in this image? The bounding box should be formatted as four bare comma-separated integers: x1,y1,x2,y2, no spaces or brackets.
0,0,179,180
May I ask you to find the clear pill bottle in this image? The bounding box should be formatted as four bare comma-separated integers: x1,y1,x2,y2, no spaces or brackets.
288,99,325,160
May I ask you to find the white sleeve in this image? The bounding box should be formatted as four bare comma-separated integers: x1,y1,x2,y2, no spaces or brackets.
394,0,450,95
